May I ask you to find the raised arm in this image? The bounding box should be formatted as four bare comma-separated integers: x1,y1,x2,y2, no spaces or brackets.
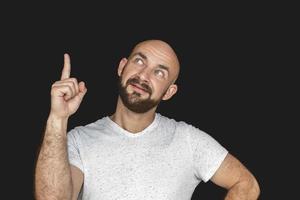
210,153,260,200
34,54,87,200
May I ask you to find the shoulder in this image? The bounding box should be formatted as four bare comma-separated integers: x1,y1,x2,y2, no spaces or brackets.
157,113,196,128
157,113,204,134
67,116,109,138
157,113,186,129
158,113,215,140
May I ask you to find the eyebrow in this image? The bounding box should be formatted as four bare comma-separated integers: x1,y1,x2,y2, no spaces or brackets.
157,64,169,72
131,52,147,60
131,52,170,73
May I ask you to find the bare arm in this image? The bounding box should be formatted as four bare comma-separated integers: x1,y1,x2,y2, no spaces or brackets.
211,153,260,200
34,54,87,200
70,165,84,200
35,115,73,200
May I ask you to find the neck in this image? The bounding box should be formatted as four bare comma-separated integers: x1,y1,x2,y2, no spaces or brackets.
110,97,156,133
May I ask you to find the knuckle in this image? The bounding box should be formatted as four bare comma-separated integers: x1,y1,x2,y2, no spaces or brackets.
70,80,76,87
70,77,78,83
62,81,74,89
51,81,58,87
70,78,79,90
51,85,57,90
66,85,74,95
50,87,58,95
68,82,76,92
66,85,72,91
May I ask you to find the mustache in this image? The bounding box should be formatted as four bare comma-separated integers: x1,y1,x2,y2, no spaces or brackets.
127,77,152,94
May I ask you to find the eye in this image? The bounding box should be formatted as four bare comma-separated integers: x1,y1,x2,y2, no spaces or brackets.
154,69,165,78
134,58,144,65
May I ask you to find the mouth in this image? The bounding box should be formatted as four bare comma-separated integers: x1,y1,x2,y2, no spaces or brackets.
130,83,148,93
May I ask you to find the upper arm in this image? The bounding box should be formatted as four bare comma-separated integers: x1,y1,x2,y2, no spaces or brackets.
70,164,84,200
210,153,257,189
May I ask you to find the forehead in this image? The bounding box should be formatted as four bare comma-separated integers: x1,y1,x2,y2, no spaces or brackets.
130,41,180,76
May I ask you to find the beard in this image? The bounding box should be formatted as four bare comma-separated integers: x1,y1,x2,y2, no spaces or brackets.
118,76,164,113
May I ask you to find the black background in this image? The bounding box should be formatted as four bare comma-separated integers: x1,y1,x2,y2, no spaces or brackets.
1,2,297,199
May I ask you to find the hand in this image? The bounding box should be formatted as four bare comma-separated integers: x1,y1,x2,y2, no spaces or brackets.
49,53,87,119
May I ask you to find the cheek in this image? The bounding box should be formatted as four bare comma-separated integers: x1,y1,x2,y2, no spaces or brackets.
122,65,137,76
151,84,166,97
120,76,129,88
120,71,132,84
121,70,136,83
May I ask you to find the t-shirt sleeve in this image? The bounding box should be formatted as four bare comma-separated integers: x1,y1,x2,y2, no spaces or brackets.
185,123,228,182
67,128,84,173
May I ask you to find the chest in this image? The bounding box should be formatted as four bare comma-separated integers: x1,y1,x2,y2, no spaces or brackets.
84,137,192,184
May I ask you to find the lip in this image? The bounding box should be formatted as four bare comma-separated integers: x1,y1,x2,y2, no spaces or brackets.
130,83,147,93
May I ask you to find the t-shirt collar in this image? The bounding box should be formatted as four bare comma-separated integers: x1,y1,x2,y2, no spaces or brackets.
106,113,160,138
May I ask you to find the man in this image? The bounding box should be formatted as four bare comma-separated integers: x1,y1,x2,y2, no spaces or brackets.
34,40,260,200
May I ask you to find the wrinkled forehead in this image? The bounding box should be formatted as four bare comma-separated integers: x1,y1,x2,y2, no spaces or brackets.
130,40,180,81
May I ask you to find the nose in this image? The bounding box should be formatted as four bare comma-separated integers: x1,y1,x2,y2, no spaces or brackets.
137,67,151,82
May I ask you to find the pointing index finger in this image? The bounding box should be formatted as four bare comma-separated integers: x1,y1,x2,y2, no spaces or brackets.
61,53,71,80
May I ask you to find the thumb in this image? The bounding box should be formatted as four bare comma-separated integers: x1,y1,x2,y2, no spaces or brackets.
78,81,87,99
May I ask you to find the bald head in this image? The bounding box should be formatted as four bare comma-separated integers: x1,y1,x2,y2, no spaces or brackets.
129,40,180,83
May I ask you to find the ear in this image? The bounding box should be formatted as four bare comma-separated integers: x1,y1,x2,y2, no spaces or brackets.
118,58,128,77
162,84,178,100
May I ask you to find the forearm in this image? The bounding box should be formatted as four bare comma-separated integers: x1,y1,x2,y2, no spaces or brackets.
224,178,260,200
35,115,73,200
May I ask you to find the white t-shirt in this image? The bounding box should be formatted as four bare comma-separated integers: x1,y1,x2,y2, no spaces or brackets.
67,113,228,200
